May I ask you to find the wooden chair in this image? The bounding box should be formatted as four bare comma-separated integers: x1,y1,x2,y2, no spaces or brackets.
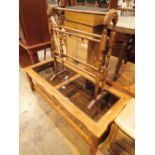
97,123,135,155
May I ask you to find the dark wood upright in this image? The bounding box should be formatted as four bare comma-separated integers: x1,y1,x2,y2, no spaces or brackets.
109,0,118,9
19,0,51,68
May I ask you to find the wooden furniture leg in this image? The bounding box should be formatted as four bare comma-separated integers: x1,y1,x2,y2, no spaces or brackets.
114,34,131,80
28,50,35,64
44,48,47,61
124,45,131,64
124,36,135,64
26,73,34,91
90,141,98,155
19,45,32,68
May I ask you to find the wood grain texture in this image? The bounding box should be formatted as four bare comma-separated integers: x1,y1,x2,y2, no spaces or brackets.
19,0,50,46
24,59,131,138
19,0,52,68
97,123,135,155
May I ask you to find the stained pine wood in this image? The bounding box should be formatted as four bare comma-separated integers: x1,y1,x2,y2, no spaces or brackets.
24,57,132,155
24,59,131,138
97,123,135,155
65,11,105,26
25,7,132,155
64,8,104,64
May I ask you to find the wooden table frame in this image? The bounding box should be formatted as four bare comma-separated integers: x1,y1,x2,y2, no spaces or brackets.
24,58,131,154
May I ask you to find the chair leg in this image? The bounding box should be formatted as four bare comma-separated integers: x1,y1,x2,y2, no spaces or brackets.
28,50,35,64
44,48,47,61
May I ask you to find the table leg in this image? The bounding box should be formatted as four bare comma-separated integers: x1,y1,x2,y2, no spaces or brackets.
26,74,34,91
90,144,98,155
114,35,131,80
